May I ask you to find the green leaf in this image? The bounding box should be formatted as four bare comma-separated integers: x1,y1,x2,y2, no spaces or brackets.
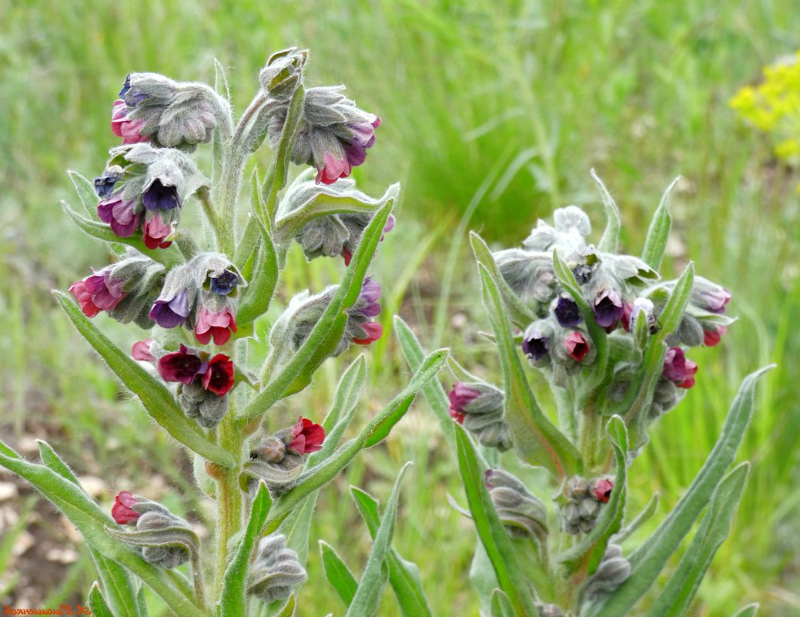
585,366,773,617
455,424,538,617
0,443,203,617
646,463,750,617
592,169,621,253
615,494,659,544
54,291,235,468
732,604,759,617
37,441,142,617
490,589,516,617
350,487,433,617
68,170,100,219
394,316,456,452
88,582,116,617
280,494,317,566
345,463,412,617
239,200,395,419
60,200,183,268
641,177,679,271
274,594,297,617
274,175,400,244
473,236,581,480
237,216,279,325
468,230,536,327
559,417,628,576
320,541,359,608
262,348,448,533
220,482,272,617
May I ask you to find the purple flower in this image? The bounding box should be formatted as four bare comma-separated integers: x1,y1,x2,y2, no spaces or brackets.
662,347,698,389
149,290,190,328
98,193,141,238
448,383,481,423
593,288,625,329
209,270,239,296
554,296,582,327
69,268,126,318
94,169,122,199
692,277,731,314
355,278,381,318
119,74,148,107
143,180,180,211
522,328,550,361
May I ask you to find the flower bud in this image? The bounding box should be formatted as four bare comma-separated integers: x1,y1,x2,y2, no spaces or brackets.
260,47,308,101
562,475,611,535
494,248,558,306
485,469,547,540
117,73,230,149
108,492,196,569
591,478,614,503
536,604,565,617
703,324,727,347
179,381,229,429
248,534,308,604
690,276,731,314
649,378,681,420
564,330,591,363
268,85,380,184
448,383,511,451
582,543,631,601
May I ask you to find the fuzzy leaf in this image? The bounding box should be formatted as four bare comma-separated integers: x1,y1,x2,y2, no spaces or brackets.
240,200,395,418
60,200,183,268
455,424,539,617
345,462,412,617
490,589,516,617
274,594,297,617
320,541,359,608
68,170,101,219
641,177,679,271
263,348,447,533
473,240,581,479
559,416,628,576
0,443,202,617
585,367,773,617
646,463,749,617
732,604,759,617
54,292,235,468
593,170,621,253
236,216,279,325
394,316,457,452
350,487,433,617
615,494,659,544
88,582,115,617
219,482,272,617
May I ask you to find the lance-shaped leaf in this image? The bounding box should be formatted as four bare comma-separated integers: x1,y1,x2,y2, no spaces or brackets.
551,248,609,388
350,487,433,617
614,494,659,544
641,177,680,271
262,348,448,532
559,416,628,577
0,443,203,617
88,582,115,617
469,232,536,328
490,589,516,617
585,366,773,617
732,605,759,617
236,217,279,325
37,441,142,617
394,316,457,452
60,200,183,268
473,241,580,479
593,170,621,253
69,170,101,219
239,200,395,419
455,424,539,617
320,541,359,608
345,463,412,617
275,594,297,617
220,482,272,617
645,463,750,617
273,170,400,244
54,292,235,468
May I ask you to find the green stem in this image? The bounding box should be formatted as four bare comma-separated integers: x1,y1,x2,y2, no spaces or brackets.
578,403,603,473
191,550,207,610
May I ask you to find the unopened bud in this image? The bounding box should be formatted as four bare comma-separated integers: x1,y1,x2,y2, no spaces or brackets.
260,48,308,101
485,469,547,540
248,534,308,604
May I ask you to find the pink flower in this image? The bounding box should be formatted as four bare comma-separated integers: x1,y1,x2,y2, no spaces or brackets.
69,269,126,318
111,100,147,145
195,306,237,346
448,383,481,419
662,347,698,389
593,478,613,504
97,193,141,238
288,417,326,454
142,213,173,250
111,491,140,525
316,151,352,185
703,325,727,347
352,321,383,345
132,339,155,362
564,331,590,362
201,354,235,396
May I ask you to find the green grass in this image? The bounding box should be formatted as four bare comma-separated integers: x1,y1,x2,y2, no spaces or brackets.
2,0,800,615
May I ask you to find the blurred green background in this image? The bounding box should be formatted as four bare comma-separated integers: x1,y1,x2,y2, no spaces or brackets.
2,0,800,615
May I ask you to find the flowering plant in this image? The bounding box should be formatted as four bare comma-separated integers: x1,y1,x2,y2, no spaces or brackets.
0,49,448,616
397,174,771,616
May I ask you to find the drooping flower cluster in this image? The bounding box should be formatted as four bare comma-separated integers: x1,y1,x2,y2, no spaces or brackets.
448,382,512,450
561,475,615,535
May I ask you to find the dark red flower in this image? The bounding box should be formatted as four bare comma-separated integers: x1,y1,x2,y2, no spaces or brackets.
565,331,590,362
703,325,727,347
158,345,204,385
288,417,326,454
201,354,235,396
593,478,613,503
112,491,140,525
